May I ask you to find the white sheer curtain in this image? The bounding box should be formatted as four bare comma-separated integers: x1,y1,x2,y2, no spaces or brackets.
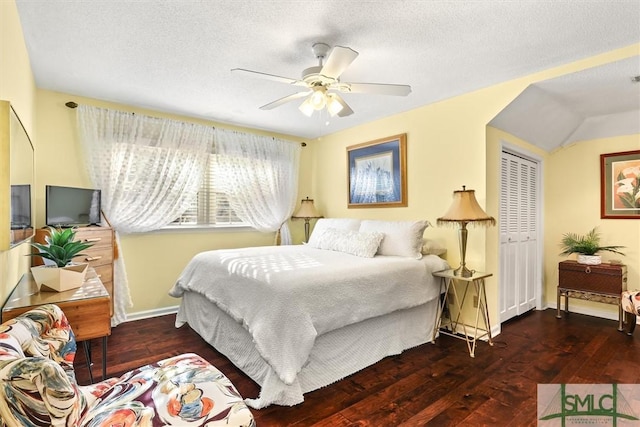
213,128,301,245
77,106,214,325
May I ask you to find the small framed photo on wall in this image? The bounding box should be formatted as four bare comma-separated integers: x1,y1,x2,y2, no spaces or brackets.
600,149,640,219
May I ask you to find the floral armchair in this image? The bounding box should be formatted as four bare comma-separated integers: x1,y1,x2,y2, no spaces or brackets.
0,304,255,426
621,290,640,336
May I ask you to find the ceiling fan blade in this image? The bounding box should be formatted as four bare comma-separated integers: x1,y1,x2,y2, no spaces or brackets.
320,46,358,79
232,68,303,86
343,82,412,96
259,91,311,110
331,93,354,117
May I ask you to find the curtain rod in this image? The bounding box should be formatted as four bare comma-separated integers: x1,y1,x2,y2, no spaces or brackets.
65,100,307,147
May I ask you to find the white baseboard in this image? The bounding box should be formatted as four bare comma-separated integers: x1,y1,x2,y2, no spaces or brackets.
122,305,179,323
548,301,617,321
545,301,639,324
118,302,640,328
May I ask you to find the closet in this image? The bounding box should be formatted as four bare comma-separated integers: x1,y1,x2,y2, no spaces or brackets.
499,150,540,322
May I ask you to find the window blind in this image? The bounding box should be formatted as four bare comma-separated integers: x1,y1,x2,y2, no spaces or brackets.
170,155,244,227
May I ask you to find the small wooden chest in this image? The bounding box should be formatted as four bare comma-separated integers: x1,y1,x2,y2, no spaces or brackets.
557,260,628,330
559,260,627,295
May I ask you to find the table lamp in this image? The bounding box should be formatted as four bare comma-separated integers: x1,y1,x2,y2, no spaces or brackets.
292,197,323,242
437,186,495,277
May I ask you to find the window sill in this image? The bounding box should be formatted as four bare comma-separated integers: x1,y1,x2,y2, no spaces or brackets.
154,224,254,234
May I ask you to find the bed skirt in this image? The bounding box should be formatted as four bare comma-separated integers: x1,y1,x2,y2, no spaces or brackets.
175,292,439,409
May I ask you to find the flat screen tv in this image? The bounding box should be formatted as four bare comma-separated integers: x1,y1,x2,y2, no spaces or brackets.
10,184,31,230
46,185,101,227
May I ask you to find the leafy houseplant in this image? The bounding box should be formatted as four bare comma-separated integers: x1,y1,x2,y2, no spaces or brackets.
28,227,95,292
560,227,625,265
29,227,94,267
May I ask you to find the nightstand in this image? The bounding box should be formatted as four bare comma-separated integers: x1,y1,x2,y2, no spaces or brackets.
2,268,111,382
557,260,627,330
432,269,493,357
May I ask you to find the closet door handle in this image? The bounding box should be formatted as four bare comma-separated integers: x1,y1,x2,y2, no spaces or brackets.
83,238,102,242
85,256,102,262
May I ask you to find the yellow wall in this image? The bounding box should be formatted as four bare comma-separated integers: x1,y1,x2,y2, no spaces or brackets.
544,134,639,317
0,0,37,306
313,44,640,331
33,89,311,314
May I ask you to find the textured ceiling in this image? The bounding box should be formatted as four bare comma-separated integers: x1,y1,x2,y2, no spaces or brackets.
14,0,640,148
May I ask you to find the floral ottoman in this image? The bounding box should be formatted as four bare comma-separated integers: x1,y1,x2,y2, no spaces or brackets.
621,290,640,336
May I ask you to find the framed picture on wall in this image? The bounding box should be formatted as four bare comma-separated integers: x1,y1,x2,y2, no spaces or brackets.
600,149,640,219
347,133,407,208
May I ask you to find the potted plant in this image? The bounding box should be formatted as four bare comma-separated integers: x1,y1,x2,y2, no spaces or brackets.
560,227,625,265
28,227,95,292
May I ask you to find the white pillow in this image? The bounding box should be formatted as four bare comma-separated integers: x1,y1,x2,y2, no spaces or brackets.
359,219,429,259
421,238,447,256
307,218,361,246
313,227,384,258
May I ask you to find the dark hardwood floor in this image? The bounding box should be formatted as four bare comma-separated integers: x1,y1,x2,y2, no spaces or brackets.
74,309,640,426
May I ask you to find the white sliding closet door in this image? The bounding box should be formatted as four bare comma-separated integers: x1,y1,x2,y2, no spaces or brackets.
500,151,539,323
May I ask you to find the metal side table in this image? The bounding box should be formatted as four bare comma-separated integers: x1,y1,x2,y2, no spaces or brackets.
432,269,493,357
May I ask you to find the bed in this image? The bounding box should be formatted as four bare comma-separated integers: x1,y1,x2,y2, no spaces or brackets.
170,218,448,409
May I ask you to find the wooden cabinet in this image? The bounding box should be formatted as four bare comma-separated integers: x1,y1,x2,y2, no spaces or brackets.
557,260,628,330
2,269,111,341
34,226,115,316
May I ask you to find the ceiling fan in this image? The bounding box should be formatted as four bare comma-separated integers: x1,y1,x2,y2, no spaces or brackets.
231,42,412,118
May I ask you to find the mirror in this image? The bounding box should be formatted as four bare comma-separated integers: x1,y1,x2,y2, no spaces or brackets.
1,101,35,249
10,105,35,246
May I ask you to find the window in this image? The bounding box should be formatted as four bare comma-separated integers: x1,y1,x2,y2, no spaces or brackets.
169,154,245,227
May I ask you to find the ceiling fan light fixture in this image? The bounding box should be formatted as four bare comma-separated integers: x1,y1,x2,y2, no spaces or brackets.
326,94,344,117
300,87,331,116
234,42,411,118
299,98,315,117
309,88,327,110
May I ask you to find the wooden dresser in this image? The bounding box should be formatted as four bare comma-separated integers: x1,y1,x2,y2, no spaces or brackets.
557,260,628,330
34,226,115,316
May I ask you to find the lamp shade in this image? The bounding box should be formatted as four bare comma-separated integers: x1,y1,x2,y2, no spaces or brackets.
292,197,322,243
292,197,322,219
437,186,495,277
437,186,495,226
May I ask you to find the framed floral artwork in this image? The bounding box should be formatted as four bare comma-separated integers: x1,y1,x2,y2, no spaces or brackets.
347,134,407,208
600,150,640,219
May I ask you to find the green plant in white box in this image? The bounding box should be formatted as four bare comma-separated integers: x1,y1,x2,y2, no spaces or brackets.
30,227,94,267
28,227,95,292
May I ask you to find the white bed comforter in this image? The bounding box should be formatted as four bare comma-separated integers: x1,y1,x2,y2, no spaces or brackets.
170,245,447,386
